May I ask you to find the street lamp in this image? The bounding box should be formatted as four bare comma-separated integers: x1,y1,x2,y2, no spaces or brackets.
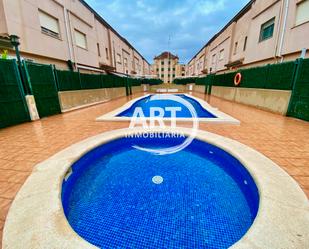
9,35,21,65
9,34,30,94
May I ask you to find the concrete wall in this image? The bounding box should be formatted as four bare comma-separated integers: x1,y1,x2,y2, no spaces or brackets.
131,86,143,94
58,87,127,112
211,86,292,115
149,84,187,92
193,85,206,94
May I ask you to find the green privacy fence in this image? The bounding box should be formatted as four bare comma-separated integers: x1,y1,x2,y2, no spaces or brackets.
173,61,296,90
144,78,163,85
238,61,295,90
56,70,125,91
24,62,61,118
174,77,197,85
56,70,161,91
287,58,309,121
0,59,30,128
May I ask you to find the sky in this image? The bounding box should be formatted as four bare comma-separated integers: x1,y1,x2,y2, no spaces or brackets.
85,0,250,64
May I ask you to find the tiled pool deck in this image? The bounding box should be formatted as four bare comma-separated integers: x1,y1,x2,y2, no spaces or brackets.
0,92,308,247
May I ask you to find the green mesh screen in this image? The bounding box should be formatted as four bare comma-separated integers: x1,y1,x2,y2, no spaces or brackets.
56,70,81,91
212,72,235,87
287,58,309,121
0,59,30,128
175,62,295,90
25,62,61,118
144,78,163,85
80,73,101,89
239,61,295,90
173,77,197,85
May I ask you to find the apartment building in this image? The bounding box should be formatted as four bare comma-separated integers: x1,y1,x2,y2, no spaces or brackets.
152,51,185,83
187,0,309,76
0,0,150,75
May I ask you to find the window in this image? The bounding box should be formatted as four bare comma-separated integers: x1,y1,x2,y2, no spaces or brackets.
117,53,121,64
173,68,175,71
156,68,159,72
243,36,248,51
212,54,216,64
172,74,175,77
97,43,101,57
219,49,224,60
161,74,164,78
168,68,171,71
295,0,309,26
259,18,275,42
161,61,164,65
168,61,171,65
74,29,87,49
38,10,60,39
234,42,238,55
124,58,128,67
105,48,109,60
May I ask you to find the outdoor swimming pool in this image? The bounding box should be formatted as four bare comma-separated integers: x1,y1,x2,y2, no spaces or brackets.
117,94,216,118
96,94,240,124
62,136,259,249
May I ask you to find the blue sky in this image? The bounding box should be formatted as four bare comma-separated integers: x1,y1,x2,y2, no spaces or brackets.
85,0,250,64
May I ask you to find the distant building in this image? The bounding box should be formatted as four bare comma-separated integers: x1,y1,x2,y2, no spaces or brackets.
0,0,150,75
152,52,185,83
186,0,309,76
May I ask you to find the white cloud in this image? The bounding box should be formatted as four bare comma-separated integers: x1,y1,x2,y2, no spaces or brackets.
197,0,227,15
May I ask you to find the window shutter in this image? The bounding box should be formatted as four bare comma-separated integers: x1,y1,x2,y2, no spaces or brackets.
75,30,87,49
39,11,59,34
296,0,309,26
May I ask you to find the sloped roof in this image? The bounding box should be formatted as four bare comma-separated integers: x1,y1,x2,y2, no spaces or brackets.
154,51,179,60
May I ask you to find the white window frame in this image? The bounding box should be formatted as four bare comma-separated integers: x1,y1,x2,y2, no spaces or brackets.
212,54,216,64
117,53,122,64
295,0,309,26
38,10,60,39
219,49,224,61
74,29,87,50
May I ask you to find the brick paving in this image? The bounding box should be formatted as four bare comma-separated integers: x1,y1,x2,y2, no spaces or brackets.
0,92,308,247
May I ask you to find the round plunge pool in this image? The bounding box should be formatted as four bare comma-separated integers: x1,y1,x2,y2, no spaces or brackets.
61,137,259,249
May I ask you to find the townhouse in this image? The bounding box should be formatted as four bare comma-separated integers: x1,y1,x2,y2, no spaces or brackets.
153,51,185,83
187,0,309,76
0,0,150,75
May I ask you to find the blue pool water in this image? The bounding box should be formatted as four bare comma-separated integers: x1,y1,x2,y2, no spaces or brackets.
62,137,259,249
117,94,217,118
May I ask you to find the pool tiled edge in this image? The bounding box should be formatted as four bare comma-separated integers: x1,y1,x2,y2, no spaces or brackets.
3,128,309,249
96,94,240,124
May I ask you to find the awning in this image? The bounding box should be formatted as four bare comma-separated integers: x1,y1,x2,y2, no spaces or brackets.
225,59,244,68
99,63,116,72
0,34,13,49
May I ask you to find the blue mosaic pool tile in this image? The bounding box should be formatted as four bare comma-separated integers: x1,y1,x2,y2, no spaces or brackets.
62,138,259,248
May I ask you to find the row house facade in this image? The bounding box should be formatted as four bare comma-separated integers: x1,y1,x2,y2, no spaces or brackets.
153,52,185,83
0,0,150,75
186,0,309,76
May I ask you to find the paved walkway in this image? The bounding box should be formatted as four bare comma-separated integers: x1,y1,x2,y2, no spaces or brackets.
1,92,308,247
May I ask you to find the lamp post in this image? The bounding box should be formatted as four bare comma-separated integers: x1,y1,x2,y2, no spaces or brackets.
9,35,22,65
9,34,29,94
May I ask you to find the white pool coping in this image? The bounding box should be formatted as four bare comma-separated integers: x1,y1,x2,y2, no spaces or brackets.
96,94,240,124
3,127,309,249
